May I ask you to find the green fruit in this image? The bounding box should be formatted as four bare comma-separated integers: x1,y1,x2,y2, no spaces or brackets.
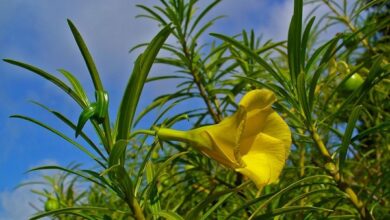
44,198,59,211
344,73,364,91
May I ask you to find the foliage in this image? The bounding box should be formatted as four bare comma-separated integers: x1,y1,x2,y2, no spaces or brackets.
3,0,389,219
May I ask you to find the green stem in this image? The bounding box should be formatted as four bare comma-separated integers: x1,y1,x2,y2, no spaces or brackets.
310,126,373,220
130,129,156,139
179,37,222,123
125,197,145,220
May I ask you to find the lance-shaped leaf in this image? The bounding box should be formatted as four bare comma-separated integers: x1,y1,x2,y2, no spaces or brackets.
11,115,105,168
339,105,363,175
2,59,86,108
76,104,97,137
287,0,303,85
58,69,90,106
67,19,104,91
116,25,171,141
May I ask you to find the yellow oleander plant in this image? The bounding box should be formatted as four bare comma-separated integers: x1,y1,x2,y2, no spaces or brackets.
4,0,389,219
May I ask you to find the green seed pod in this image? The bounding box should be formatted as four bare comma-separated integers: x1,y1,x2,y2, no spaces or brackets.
344,73,364,91
44,198,59,211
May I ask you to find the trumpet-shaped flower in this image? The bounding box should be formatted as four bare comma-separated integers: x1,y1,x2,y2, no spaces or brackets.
157,89,291,188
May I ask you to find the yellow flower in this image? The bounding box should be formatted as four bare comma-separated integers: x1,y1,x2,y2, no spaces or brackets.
157,89,291,188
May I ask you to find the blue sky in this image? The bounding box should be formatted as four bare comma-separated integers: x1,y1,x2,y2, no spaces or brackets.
0,0,340,219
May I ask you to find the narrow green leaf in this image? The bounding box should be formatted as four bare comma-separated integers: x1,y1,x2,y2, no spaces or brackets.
155,58,185,68
145,161,161,217
11,115,105,167
282,189,333,207
189,16,225,52
81,170,113,190
136,4,168,26
2,59,108,151
350,0,385,19
67,19,104,91
304,36,340,73
183,0,196,36
253,206,333,219
136,150,188,196
155,211,184,220
307,37,340,112
297,72,311,124
76,104,97,137
339,105,363,174
29,165,106,188
307,64,326,112
108,140,128,168
134,139,160,195
134,94,191,127
300,16,315,68
352,121,390,141
244,175,334,218
58,69,90,106
200,192,234,220
188,0,221,36
210,33,287,88
30,206,122,220
187,183,248,220
116,25,171,140
66,180,75,202
287,0,303,84
115,166,135,201
67,20,113,151
3,59,85,108
30,101,106,161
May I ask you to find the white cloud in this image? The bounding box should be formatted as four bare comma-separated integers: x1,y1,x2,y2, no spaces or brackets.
0,0,160,131
2,1,159,105
0,159,57,220
1,0,347,98
0,187,41,220
2,0,299,107
256,1,328,42
259,1,294,41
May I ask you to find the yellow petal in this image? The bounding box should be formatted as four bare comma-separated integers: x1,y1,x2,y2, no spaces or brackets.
239,89,276,111
236,132,287,188
239,89,276,138
261,112,291,158
204,107,247,167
